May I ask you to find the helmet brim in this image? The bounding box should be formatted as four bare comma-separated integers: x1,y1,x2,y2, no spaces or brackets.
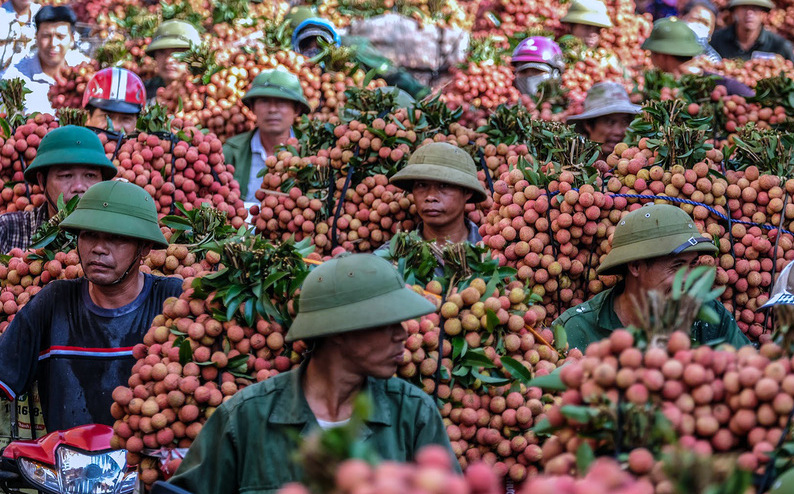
286,285,436,342
86,98,143,115
567,104,642,122
390,164,489,204
60,207,169,249
597,235,717,275
242,86,312,114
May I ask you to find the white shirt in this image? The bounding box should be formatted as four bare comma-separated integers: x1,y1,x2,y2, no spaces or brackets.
1,49,88,115
0,1,40,71
316,417,351,430
244,128,295,204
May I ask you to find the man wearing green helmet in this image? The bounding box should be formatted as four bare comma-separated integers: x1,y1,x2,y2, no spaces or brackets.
0,125,117,253
386,141,488,247
143,19,201,103
223,69,312,206
711,0,794,62
642,16,753,97
553,203,750,351
0,180,183,432
168,253,457,493
561,0,613,49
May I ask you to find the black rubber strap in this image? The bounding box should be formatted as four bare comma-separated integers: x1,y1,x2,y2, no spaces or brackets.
669,236,714,256
478,148,495,195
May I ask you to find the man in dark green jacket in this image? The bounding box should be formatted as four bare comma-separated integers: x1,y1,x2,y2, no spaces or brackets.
222,69,311,205
553,203,750,351
168,254,457,493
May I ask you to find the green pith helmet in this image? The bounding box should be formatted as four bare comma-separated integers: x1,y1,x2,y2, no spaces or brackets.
24,126,116,183
241,69,312,114
770,468,794,494
641,17,703,57
389,142,489,204
729,0,774,9
597,203,717,275
60,181,168,248
286,253,436,342
285,5,317,29
145,20,201,54
562,0,613,28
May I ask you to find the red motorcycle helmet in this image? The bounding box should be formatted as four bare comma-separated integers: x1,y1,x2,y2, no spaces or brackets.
82,67,146,114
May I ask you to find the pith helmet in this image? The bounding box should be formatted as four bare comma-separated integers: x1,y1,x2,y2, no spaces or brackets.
24,126,116,183
759,261,794,309
389,142,489,204
770,468,794,494
597,203,717,275
641,17,703,57
145,20,201,54
562,0,613,28
728,0,774,9
285,5,317,29
567,82,642,122
241,69,312,114
60,181,168,248
286,253,436,342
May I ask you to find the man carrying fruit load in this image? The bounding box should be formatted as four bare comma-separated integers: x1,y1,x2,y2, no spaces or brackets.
0,180,183,432
82,66,147,135
222,69,312,207
567,82,642,158
143,19,201,103
642,17,754,97
168,253,457,493
511,36,565,98
381,141,487,253
561,0,613,49
553,203,750,351
0,125,117,253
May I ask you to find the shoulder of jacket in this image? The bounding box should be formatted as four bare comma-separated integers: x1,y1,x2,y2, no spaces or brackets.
224,131,254,149
383,377,431,402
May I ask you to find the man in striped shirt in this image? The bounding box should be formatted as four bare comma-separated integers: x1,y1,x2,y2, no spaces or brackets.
0,181,182,431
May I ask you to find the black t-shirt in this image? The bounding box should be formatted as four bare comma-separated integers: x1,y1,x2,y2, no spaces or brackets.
0,274,182,431
711,26,794,62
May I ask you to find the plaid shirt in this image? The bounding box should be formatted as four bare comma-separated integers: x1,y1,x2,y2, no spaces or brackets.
0,205,47,253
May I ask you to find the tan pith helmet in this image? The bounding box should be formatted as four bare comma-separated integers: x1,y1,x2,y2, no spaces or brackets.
389,142,489,204
286,253,436,342
597,203,717,275
562,0,613,28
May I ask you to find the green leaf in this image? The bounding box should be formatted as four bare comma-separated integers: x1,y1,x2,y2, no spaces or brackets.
179,340,192,366
500,356,532,385
452,336,468,360
526,366,566,391
552,324,567,352
575,442,596,473
531,417,553,434
471,370,511,385
462,350,497,369
484,309,499,333
560,405,598,424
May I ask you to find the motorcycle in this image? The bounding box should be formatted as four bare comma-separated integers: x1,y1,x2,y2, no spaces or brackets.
0,423,137,494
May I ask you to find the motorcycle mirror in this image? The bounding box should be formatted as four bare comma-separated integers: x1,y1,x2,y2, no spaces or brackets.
151,481,193,494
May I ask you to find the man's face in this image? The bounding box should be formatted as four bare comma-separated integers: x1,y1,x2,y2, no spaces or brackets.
583,113,634,156
571,23,602,48
630,251,700,295
87,108,138,134
38,165,103,205
411,180,472,231
650,52,682,73
299,37,322,58
36,22,72,69
78,231,150,286
684,5,716,38
332,323,409,379
253,97,298,136
733,6,767,32
153,48,188,84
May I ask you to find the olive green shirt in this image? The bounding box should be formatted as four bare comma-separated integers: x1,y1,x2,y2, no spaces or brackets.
552,284,751,351
169,362,458,494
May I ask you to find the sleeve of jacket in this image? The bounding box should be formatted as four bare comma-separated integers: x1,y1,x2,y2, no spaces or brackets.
222,141,236,172
168,404,240,494
412,391,462,473
714,301,751,348
0,301,41,400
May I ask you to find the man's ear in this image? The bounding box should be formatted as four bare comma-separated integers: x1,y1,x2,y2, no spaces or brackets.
626,260,643,278
37,171,47,190
141,242,153,260
463,190,473,203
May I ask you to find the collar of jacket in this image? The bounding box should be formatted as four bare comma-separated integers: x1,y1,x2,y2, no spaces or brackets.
267,358,393,433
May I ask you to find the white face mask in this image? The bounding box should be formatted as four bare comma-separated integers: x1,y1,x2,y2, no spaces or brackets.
687,22,711,40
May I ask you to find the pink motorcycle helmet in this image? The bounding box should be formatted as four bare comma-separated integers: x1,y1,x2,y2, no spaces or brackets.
511,36,565,72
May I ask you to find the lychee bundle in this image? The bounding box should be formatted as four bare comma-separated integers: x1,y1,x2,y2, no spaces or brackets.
113,128,247,224
275,446,502,494
541,329,794,476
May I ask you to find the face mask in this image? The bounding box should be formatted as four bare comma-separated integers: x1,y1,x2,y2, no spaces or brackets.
687,22,711,40
514,72,556,96
302,47,322,58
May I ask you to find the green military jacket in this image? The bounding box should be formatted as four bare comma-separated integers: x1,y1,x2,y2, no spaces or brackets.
222,129,256,200
168,362,458,494
553,284,751,351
